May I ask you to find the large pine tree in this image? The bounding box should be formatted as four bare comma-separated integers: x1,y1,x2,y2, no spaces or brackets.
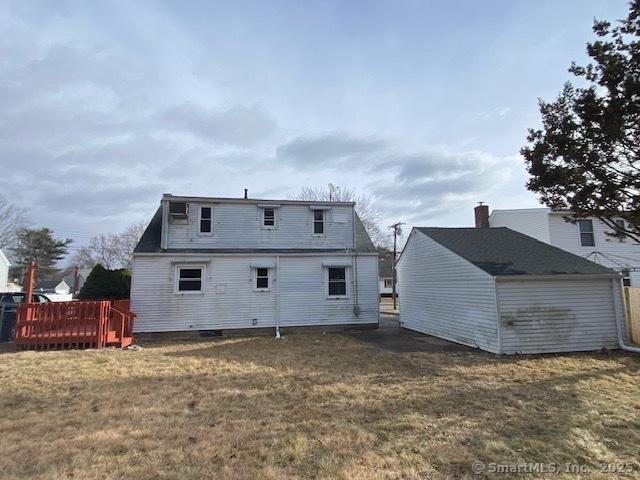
11,228,72,281
522,1,640,242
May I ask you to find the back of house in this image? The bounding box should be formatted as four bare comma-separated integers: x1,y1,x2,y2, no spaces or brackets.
130,193,379,333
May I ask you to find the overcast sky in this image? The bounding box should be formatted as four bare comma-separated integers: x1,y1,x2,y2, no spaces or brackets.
0,0,629,250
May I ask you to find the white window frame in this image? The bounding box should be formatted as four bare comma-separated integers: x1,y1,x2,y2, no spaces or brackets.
253,267,271,292
577,219,595,247
312,209,325,236
325,266,349,299
174,265,205,294
261,208,277,230
198,205,213,236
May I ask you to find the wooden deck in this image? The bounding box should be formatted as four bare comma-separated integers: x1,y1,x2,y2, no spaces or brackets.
14,300,135,350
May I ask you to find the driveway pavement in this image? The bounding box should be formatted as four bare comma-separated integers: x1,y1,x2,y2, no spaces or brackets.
345,314,474,354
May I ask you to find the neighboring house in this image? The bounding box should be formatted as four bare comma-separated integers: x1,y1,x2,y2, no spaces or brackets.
378,254,394,297
397,226,626,354
485,205,640,286
0,248,9,291
34,280,73,302
62,268,92,295
130,193,379,333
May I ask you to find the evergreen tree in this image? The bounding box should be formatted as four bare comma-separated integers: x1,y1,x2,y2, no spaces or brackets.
11,228,71,281
78,264,131,300
522,1,640,242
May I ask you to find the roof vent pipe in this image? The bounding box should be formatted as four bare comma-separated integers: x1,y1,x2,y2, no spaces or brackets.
474,202,489,228
244,188,248,199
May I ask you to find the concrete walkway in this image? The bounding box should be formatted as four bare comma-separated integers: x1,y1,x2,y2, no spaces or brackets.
379,298,399,315
345,314,473,354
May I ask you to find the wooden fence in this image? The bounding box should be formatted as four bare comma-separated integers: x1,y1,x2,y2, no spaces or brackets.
623,287,640,345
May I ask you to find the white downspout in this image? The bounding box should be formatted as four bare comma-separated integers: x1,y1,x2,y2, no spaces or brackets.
612,278,640,353
275,255,282,339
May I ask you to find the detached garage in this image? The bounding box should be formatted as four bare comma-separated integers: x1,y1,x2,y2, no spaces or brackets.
397,227,627,354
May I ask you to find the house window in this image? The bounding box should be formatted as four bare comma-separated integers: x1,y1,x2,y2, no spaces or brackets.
199,207,212,234
622,269,631,287
578,220,595,247
263,208,275,228
313,210,324,235
255,268,270,291
327,267,347,297
176,266,204,293
384,279,393,288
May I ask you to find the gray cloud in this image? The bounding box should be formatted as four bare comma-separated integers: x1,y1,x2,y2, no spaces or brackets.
162,103,277,146
277,133,386,168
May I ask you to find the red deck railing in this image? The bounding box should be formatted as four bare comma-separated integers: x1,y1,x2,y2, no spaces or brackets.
14,300,135,350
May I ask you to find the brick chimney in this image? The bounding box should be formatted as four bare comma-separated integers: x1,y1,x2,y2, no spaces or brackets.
474,202,489,228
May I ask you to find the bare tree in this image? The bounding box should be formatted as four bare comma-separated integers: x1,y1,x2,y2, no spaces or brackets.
87,221,146,270
69,247,97,270
89,234,120,269
292,186,389,247
114,221,146,269
0,194,29,250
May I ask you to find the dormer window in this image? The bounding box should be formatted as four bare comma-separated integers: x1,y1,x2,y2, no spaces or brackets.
199,206,212,234
263,208,275,228
169,201,188,224
313,210,324,235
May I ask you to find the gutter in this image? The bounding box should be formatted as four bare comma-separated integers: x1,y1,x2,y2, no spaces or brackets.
275,255,282,339
612,278,640,354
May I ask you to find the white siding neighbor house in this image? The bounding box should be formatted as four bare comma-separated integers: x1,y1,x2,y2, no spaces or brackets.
488,206,640,286
378,254,394,297
34,280,73,302
0,248,9,291
397,225,628,354
130,194,379,334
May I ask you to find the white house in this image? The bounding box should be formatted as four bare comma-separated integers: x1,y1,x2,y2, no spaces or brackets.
378,254,394,297
34,280,73,302
397,225,628,354
0,248,9,291
130,193,379,334
485,205,640,286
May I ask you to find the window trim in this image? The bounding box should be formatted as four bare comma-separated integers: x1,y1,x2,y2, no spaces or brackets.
174,265,205,294
313,209,325,236
198,205,213,236
253,267,271,292
261,207,277,230
325,266,349,299
577,219,595,247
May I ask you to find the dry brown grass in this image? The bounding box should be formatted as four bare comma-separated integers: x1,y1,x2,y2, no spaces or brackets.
1,332,639,479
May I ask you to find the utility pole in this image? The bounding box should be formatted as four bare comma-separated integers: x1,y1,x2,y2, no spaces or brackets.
389,222,404,310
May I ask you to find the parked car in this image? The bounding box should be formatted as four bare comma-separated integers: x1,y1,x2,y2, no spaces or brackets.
0,292,51,342
0,292,51,313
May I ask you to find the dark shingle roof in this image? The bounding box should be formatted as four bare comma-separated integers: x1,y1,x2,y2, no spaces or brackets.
416,227,616,277
134,206,377,254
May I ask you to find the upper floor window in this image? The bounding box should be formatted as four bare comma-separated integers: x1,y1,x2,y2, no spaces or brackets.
327,267,348,298
263,208,275,228
199,206,212,234
313,210,324,235
578,220,595,247
176,266,204,293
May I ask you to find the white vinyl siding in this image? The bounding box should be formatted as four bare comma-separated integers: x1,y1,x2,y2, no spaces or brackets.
489,209,552,243
548,214,640,278
131,254,378,332
167,203,354,250
0,249,8,290
496,278,619,354
397,231,500,353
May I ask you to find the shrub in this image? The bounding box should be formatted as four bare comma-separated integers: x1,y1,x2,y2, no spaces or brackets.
77,264,131,300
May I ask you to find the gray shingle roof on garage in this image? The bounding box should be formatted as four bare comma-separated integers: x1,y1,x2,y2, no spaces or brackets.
416,227,616,277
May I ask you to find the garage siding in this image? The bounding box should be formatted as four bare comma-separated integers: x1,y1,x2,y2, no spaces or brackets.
397,231,500,353
130,254,378,333
496,278,619,354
